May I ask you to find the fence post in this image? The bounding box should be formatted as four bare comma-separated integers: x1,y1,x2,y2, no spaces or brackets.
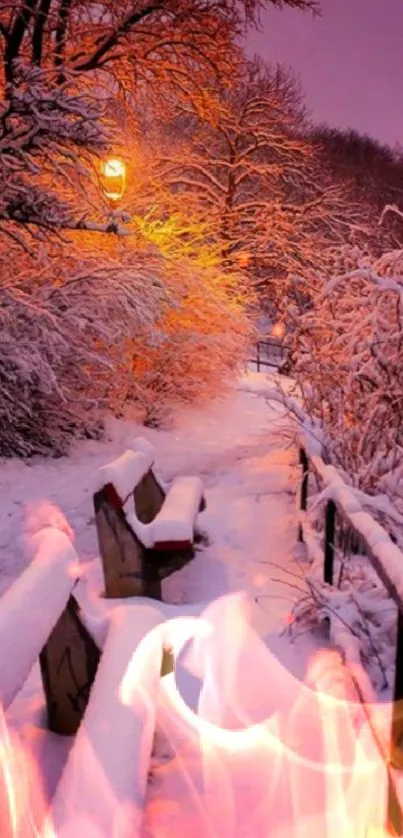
393,611,403,707
390,611,403,766
298,448,309,542
384,612,403,834
388,612,403,832
324,499,336,585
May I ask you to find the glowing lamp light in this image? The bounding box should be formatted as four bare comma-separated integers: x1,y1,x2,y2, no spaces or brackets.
272,321,285,339
101,157,126,201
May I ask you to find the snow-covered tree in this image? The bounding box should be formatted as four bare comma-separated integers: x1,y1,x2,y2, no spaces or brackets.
152,58,361,309
287,241,403,541
0,2,317,235
0,0,317,454
310,125,403,252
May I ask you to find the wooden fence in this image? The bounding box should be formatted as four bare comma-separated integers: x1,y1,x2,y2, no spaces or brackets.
249,339,290,372
298,446,403,834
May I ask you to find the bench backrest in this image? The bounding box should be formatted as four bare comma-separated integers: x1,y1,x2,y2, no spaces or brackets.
95,447,154,503
0,527,100,735
93,439,164,599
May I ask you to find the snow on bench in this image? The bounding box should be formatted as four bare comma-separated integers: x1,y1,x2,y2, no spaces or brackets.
0,527,100,735
152,476,204,549
94,445,154,504
93,437,206,600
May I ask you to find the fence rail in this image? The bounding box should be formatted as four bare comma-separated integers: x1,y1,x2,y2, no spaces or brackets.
298,446,403,834
249,339,290,372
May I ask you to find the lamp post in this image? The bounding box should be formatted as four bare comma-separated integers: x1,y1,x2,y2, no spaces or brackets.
100,157,128,237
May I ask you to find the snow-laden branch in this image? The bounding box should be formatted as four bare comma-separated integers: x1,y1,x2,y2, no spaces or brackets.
323,267,403,298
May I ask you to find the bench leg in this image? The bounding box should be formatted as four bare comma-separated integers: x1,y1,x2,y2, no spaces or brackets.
143,560,162,601
39,595,100,735
151,544,195,582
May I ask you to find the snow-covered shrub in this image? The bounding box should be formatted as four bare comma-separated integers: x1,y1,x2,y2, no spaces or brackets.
0,217,252,454
0,240,168,456
130,286,251,426
0,56,254,457
0,2,316,457
288,549,396,693
92,206,253,427
272,242,403,685
283,244,403,540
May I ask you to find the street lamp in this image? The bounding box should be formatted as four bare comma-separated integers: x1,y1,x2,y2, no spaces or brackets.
101,157,126,202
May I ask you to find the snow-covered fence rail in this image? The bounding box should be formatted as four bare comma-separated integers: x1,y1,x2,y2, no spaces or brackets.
93,437,206,600
249,340,290,372
297,446,403,833
0,527,100,735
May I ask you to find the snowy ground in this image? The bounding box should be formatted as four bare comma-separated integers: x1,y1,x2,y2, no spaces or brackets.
2,369,388,835
0,371,307,651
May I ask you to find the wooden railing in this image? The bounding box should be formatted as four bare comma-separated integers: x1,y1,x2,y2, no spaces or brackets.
298,446,403,834
249,339,290,372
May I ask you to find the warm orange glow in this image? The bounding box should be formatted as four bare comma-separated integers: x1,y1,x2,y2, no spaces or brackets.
101,158,126,201
236,252,250,268
272,321,285,339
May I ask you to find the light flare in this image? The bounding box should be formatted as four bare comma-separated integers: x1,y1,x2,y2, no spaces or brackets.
145,595,394,837
0,706,52,837
0,590,398,837
24,501,75,544
101,158,126,202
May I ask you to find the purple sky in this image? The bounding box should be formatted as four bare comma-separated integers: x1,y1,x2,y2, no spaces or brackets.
245,0,403,148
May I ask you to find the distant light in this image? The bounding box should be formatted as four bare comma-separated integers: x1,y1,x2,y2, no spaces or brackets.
272,322,285,339
101,158,126,201
237,252,250,268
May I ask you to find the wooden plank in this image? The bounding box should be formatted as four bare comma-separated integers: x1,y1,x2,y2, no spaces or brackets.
134,469,165,523
94,485,145,598
142,557,162,600
150,544,195,581
39,595,100,736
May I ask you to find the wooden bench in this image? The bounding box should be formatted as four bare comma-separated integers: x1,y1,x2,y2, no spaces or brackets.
0,527,100,736
93,437,206,600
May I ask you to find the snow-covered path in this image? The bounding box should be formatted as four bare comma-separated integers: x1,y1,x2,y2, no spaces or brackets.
1,371,326,831
0,371,313,672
